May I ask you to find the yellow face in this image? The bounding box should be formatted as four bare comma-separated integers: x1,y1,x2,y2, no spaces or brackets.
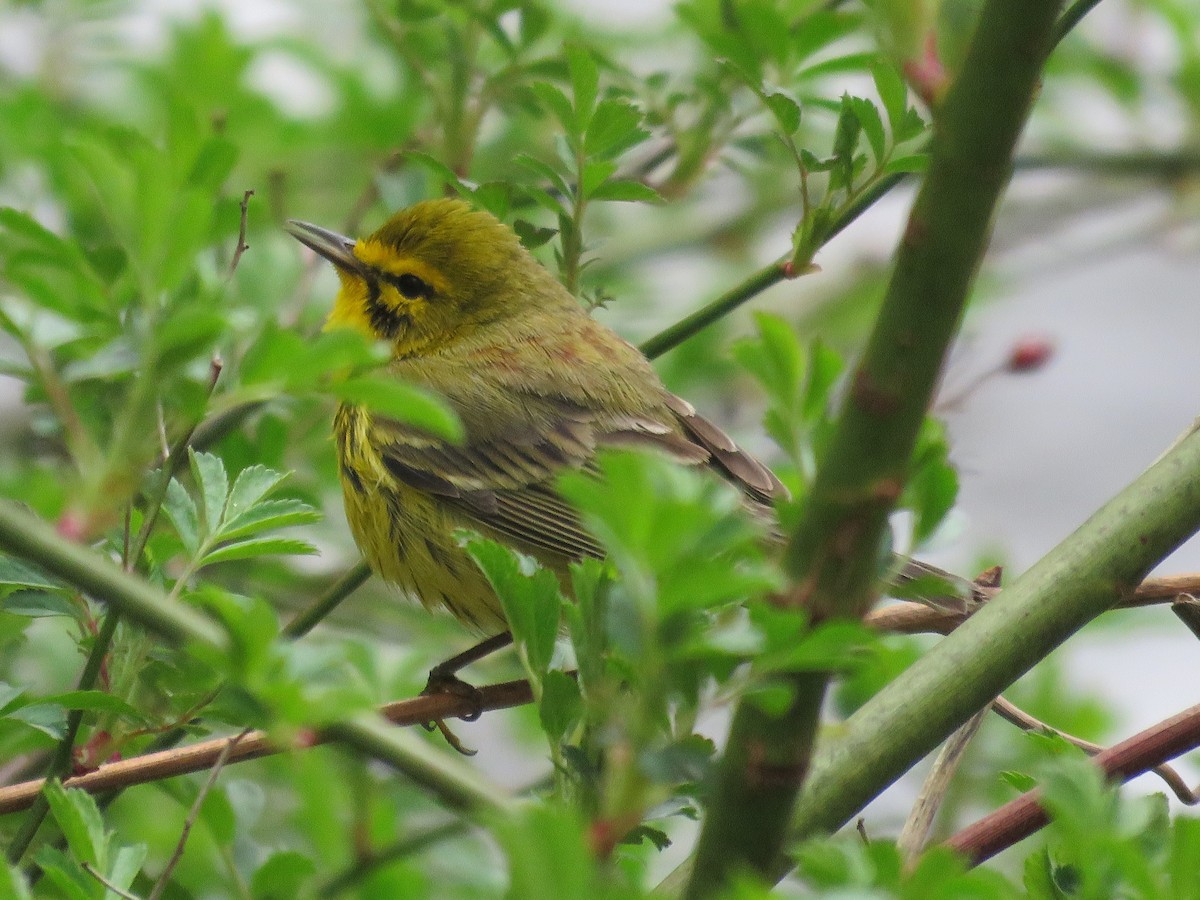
325,238,453,344
287,199,552,359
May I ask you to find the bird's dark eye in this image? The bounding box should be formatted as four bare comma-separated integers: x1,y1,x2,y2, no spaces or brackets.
388,272,432,299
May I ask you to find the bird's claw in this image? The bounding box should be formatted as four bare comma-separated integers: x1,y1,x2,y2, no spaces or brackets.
421,670,485,755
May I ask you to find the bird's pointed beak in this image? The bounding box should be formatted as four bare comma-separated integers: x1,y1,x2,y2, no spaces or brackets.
285,220,365,274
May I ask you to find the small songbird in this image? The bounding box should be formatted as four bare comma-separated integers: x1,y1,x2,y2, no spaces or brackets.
287,199,786,640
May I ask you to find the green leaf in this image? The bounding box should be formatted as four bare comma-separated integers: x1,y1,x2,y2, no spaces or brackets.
43,781,106,869
330,376,463,442
513,219,558,250
494,804,597,900
848,96,886,164
764,87,802,135
107,843,149,897
465,538,562,677
29,847,91,900
529,82,577,140
0,864,32,900
580,159,618,198
164,477,201,554
831,94,863,188
252,851,317,900
514,153,571,198
1,591,78,617
201,537,318,567
152,307,224,370
190,449,230,536
538,670,582,741
871,60,909,134
884,153,928,175
223,465,289,524
566,45,599,132
42,690,151,723
584,98,647,158
0,556,64,591
218,499,321,543
188,136,239,191
5,703,67,740
588,179,663,203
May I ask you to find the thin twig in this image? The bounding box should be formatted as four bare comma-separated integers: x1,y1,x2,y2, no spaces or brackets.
0,679,533,815
990,696,1196,804
80,862,142,900
228,190,254,275
147,730,248,900
943,701,1200,864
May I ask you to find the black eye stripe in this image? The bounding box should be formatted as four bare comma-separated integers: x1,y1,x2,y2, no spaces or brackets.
364,277,406,339
382,272,433,299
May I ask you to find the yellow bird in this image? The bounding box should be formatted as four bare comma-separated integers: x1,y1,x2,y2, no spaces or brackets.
287,199,785,643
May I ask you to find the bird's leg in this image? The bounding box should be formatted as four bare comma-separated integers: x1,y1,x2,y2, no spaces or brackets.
421,632,513,755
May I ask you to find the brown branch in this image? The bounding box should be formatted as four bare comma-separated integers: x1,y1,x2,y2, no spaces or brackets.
943,701,1200,864
5,571,1196,821
990,696,1196,804
0,679,532,816
865,571,1200,636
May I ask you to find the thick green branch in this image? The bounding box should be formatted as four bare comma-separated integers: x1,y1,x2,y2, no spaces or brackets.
0,502,228,649
684,0,1065,893
789,424,1200,846
0,501,509,818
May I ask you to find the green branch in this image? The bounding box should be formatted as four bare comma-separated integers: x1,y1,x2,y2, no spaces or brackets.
0,501,510,818
683,0,1066,893
789,423,1200,845
0,503,228,649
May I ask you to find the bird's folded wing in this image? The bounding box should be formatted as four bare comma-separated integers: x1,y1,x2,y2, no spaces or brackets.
370,393,710,561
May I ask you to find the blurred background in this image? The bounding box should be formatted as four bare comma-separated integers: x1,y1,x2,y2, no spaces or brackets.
2,0,1199,890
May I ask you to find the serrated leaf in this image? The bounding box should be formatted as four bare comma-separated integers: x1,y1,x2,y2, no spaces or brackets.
223,465,288,525
218,499,321,543
848,96,886,164
331,376,463,442
513,219,558,249
580,159,618,199
831,94,863,188
43,781,106,869
164,477,201,554
200,537,318,567
189,450,229,535
584,98,647,158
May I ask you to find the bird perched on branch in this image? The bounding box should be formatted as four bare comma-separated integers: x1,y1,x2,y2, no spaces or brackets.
288,198,785,638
